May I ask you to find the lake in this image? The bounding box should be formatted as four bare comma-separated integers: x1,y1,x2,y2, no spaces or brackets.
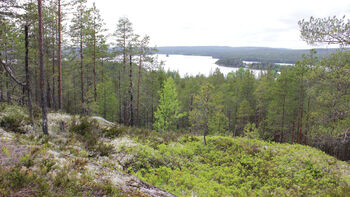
156,54,266,77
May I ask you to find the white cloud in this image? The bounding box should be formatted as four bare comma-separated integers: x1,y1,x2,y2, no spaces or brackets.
87,0,350,49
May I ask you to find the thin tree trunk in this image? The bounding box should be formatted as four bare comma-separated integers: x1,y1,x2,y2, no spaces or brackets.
5,39,11,104
136,54,142,126
58,0,62,110
25,24,33,121
0,68,3,102
93,22,97,102
291,108,297,144
281,94,286,142
73,72,77,114
291,120,295,144
47,78,53,109
118,65,122,123
5,73,10,104
35,69,39,104
296,86,304,144
102,58,106,118
52,30,56,111
129,55,133,126
80,21,84,108
37,0,49,135
304,97,310,145
204,107,209,146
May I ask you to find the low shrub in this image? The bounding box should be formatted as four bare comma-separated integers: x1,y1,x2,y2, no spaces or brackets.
69,117,95,136
0,114,27,133
69,117,114,157
102,127,123,138
121,136,350,196
95,142,114,157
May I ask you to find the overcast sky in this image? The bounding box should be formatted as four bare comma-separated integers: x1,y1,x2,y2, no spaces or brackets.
87,0,350,49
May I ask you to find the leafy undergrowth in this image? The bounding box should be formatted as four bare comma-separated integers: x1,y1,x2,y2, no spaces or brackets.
119,135,350,196
1,104,349,196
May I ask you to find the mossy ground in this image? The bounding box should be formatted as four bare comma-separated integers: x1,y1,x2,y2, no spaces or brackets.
0,103,349,196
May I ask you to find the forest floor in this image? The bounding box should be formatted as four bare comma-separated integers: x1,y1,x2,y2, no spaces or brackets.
0,103,349,196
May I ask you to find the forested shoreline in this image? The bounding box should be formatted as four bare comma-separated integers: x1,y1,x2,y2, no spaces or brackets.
156,46,344,63
0,0,349,162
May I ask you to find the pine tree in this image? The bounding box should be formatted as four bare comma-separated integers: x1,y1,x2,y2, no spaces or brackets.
154,77,184,131
190,83,228,145
37,0,48,135
114,17,134,124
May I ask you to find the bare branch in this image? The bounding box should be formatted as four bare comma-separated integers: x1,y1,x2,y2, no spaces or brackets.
0,58,26,87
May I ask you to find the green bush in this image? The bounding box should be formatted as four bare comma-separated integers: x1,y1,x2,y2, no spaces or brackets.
69,117,114,157
0,112,28,133
95,142,114,157
121,136,350,196
69,117,95,136
102,127,123,138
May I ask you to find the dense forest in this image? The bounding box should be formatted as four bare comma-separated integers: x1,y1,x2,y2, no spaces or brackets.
0,0,349,196
214,58,288,72
1,0,349,159
157,46,343,63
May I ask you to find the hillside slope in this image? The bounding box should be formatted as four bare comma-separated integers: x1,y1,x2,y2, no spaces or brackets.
0,104,175,197
0,104,349,196
156,46,342,63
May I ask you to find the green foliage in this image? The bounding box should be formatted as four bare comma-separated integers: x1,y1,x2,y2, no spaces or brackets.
189,83,228,137
237,99,254,122
120,136,350,196
102,127,123,138
0,105,29,134
154,77,185,131
69,117,95,136
69,117,114,156
299,16,350,46
244,123,260,139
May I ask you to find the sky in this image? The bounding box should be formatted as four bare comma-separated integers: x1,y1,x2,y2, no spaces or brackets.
87,0,350,49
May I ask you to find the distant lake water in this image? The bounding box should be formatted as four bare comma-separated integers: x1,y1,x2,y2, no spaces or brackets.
156,54,266,77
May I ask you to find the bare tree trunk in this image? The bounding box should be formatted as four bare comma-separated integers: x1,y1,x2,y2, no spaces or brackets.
25,24,33,121
118,65,122,123
136,54,142,126
47,78,53,109
35,69,39,104
52,29,56,111
291,109,296,144
45,42,53,109
0,67,3,102
5,40,11,104
73,72,77,114
129,55,133,126
281,94,286,142
291,120,295,144
102,58,106,118
93,22,97,102
122,29,127,124
204,108,208,146
58,0,62,110
80,21,84,109
304,97,310,145
296,85,304,144
37,0,49,135
5,74,10,104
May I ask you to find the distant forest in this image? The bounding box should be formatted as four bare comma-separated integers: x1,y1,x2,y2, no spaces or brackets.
157,46,344,64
